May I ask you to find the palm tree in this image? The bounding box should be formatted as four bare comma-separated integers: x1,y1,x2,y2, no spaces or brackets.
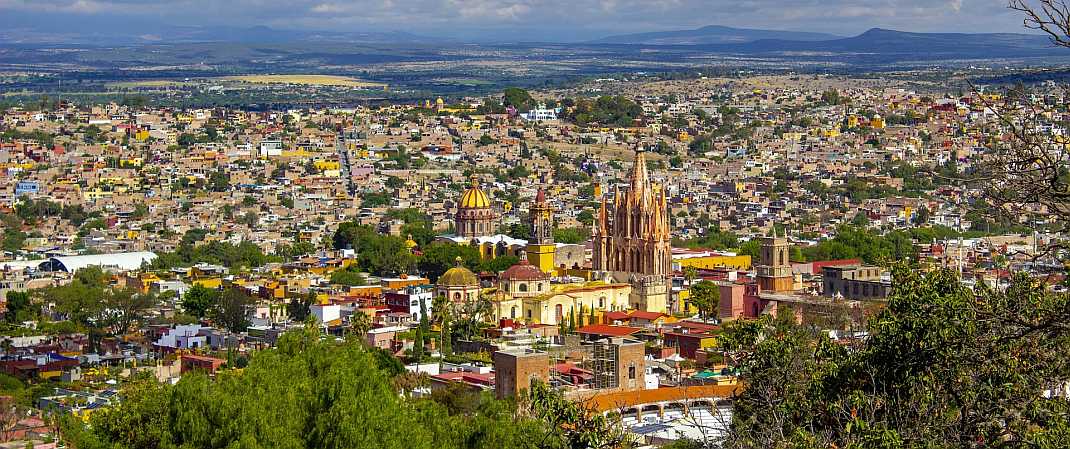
348,310,373,341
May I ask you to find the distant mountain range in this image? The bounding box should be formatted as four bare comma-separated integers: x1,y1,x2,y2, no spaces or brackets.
589,26,1060,60
591,25,842,45
0,19,1062,63
0,13,442,45
710,28,1057,58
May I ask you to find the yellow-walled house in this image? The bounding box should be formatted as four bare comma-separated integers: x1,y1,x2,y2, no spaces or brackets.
313,160,341,171
83,189,115,201
192,278,223,289
675,253,752,271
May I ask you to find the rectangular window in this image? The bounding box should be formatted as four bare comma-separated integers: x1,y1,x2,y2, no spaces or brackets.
628,364,636,379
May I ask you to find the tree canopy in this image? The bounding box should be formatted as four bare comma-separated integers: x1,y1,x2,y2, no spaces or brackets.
717,266,1070,448
62,327,611,449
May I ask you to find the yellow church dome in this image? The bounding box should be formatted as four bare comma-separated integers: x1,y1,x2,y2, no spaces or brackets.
459,179,491,209
438,257,479,286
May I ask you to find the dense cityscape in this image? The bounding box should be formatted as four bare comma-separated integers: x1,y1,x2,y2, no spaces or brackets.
1,1,1070,449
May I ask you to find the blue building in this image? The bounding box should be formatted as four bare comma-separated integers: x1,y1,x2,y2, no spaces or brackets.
14,181,39,197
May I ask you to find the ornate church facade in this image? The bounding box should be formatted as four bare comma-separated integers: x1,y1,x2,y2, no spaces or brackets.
592,148,672,313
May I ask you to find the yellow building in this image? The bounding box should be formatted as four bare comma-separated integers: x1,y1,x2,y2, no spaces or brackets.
871,114,886,129
783,132,805,142
192,278,223,289
313,160,341,171
120,157,143,168
675,253,752,271
492,281,631,326
83,189,115,201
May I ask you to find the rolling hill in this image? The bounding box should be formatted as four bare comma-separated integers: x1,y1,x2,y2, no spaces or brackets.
711,28,1060,59
592,25,842,45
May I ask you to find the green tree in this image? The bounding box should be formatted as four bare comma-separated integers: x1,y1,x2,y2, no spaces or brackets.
478,255,520,274
688,280,720,322
413,321,426,363
349,311,373,339
418,242,481,282
287,292,315,322
64,327,555,449
211,288,252,333
103,288,156,336
3,291,33,323
719,266,1070,448
524,380,633,449
330,268,368,286
43,267,154,346
385,176,405,189
913,205,931,225
181,285,219,319
502,87,536,111
331,222,415,276
552,227,590,244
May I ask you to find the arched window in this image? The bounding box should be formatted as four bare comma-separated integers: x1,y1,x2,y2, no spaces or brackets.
555,304,563,323
536,282,543,291
510,306,517,319
453,292,460,301
519,283,528,292
599,297,605,308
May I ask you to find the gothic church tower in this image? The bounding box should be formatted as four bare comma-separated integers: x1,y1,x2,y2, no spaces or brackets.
592,147,672,313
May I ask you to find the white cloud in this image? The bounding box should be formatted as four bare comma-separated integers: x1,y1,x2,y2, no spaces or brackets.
0,0,1031,39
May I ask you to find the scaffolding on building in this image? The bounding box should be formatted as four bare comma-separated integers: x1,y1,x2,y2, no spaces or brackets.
591,338,620,390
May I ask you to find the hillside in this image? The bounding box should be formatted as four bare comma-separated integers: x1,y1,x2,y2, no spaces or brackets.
592,25,841,45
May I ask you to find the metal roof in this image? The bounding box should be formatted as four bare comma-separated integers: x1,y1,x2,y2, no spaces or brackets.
41,251,157,273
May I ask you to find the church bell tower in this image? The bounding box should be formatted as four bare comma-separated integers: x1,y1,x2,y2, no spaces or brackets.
526,188,556,273
756,228,794,292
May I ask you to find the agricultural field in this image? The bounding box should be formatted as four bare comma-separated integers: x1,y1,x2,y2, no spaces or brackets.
222,74,386,88
107,80,189,88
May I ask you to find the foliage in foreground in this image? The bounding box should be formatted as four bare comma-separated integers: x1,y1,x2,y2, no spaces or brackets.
718,266,1070,449
61,327,622,449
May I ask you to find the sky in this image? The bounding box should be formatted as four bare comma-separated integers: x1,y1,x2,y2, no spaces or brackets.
0,0,1036,42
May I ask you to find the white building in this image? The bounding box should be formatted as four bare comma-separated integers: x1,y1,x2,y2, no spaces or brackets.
259,140,283,158
311,303,341,325
40,252,157,273
521,108,560,122
385,285,434,322
154,325,209,350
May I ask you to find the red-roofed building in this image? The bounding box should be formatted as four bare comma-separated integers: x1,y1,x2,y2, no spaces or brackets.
577,324,641,341
809,259,863,274
430,371,495,391
603,310,670,327
663,331,718,359
180,354,226,374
